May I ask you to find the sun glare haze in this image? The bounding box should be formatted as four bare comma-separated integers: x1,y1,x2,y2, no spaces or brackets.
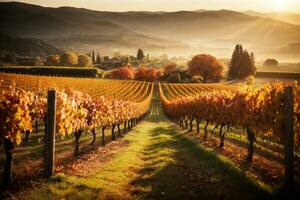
1,0,300,12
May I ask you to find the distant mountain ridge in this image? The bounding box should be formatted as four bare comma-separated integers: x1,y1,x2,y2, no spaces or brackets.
2,2,300,41
0,2,126,37
1,2,300,60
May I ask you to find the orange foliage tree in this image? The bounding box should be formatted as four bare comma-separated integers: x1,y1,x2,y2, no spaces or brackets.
164,63,177,76
135,67,161,82
188,54,224,83
110,66,135,80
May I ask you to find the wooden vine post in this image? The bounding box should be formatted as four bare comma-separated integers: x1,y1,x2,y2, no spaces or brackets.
3,138,15,187
111,124,116,140
128,120,131,130
124,121,127,134
283,86,294,190
90,128,96,149
246,127,256,162
44,90,56,178
101,126,106,145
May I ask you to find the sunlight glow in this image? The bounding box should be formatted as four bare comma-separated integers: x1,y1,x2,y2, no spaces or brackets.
272,0,294,12
3,0,300,12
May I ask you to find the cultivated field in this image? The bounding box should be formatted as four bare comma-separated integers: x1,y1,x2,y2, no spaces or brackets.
0,73,300,199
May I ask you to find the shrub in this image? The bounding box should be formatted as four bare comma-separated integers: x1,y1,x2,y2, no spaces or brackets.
60,52,78,66
137,49,144,61
46,55,60,66
78,54,92,67
188,54,224,83
135,67,161,82
110,66,135,80
245,75,255,85
264,59,279,66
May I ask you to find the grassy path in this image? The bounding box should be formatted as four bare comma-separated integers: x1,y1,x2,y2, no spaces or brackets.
18,100,271,200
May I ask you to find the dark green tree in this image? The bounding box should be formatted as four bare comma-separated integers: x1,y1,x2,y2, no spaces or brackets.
96,53,101,64
228,44,256,80
264,59,278,66
238,50,255,78
137,49,144,61
92,50,96,64
228,44,243,80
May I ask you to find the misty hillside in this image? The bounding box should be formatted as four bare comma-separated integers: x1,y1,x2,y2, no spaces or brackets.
0,33,62,58
2,2,300,42
244,11,300,25
0,2,125,37
0,2,186,54
1,2,300,60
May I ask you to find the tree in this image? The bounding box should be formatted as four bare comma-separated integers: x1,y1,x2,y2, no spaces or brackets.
264,59,279,66
228,44,256,80
46,55,60,66
60,52,78,66
96,53,101,64
92,50,96,64
103,56,109,61
78,54,92,67
135,67,161,82
187,54,224,83
164,63,177,76
119,56,130,66
228,44,243,80
34,56,43,66
238,50,256,79
137,49,144,61
110,66,135,80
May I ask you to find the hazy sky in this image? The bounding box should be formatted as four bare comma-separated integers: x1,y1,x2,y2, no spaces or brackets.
2,0,300,12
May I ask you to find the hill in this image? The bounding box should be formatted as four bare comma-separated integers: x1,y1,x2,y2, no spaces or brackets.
1,2,300,60
244,10,300,25
0,2,187,55
0,32,62,58
2,3,298,43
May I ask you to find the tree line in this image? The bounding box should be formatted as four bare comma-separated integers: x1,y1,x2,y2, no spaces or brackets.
46,52,92,67
88,48,145,65
228,44,256,80
161,44,257,83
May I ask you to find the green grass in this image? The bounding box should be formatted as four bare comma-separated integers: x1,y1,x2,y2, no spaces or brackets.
0,125,122,182
19,102,272,200
192,122,300,160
